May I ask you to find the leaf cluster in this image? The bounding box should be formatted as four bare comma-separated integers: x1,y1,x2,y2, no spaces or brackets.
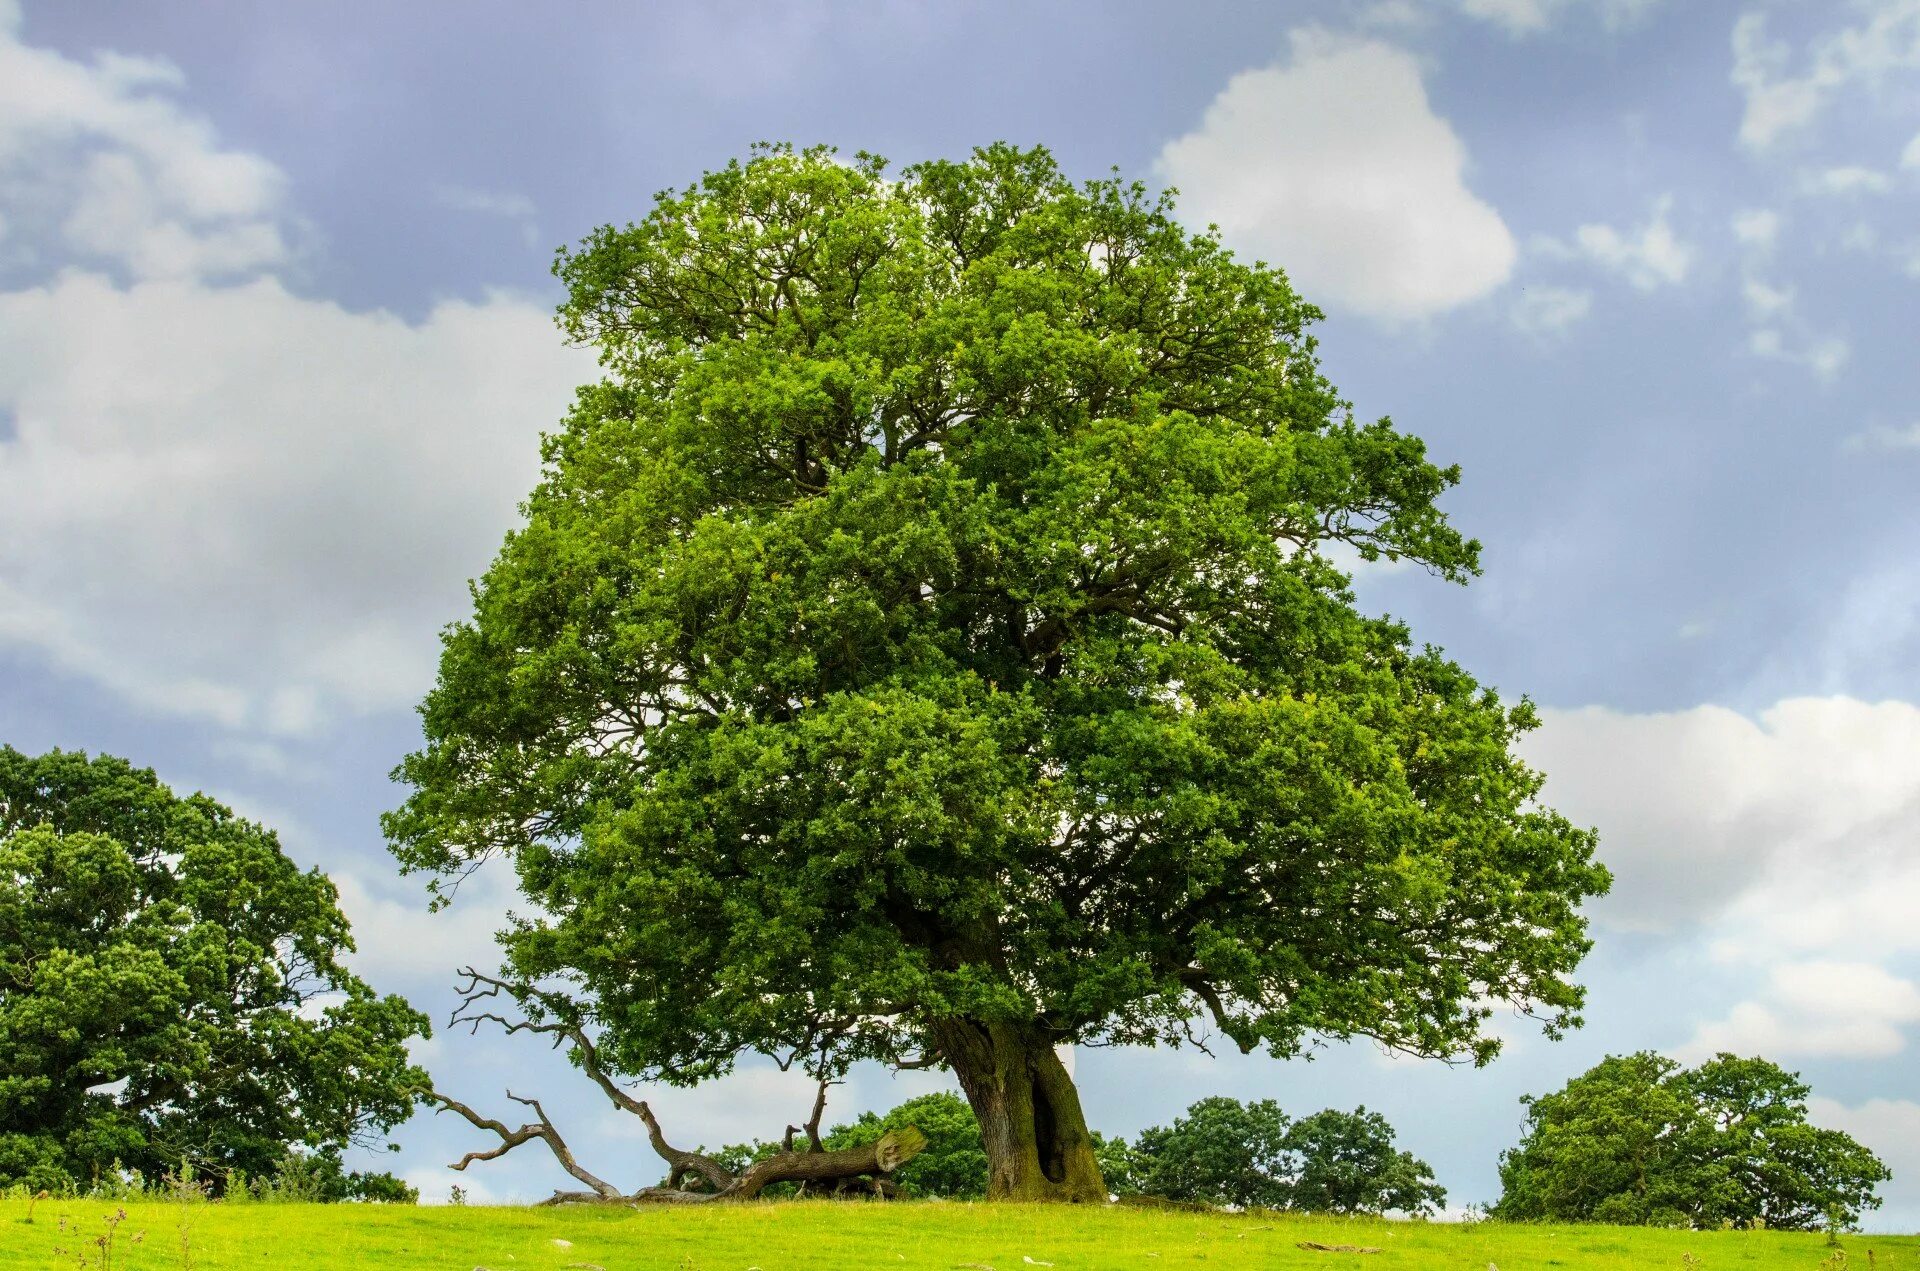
1116,1096,1444,1214
1492,1052,1891,1230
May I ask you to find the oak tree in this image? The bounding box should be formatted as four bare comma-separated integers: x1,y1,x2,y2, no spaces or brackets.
1494,1052,1890,1230
0,747,428,1193
388,143,1609,1201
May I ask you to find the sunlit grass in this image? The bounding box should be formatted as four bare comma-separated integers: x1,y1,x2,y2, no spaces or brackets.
1,1196,1913,1269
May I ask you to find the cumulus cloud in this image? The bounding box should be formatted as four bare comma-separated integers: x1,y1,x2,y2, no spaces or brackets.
1510,285,1593,338
1731,207,1782,249
1799,165,1892,196
1747,325,1850,380
1845,421,1920,452
0,12,588,743
1538,194,1693,290
1732,4,1920,151
1530,699,1920,1067
1460,0,1662,36
1524,698,1920,936
0,4,288,280
1676,961,1920,1062
1155,30,1516,322
0,274,586,736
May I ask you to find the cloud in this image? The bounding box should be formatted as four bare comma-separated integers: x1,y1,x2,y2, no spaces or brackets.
1748,325,1849,379
1741,278,1794,321
0,272,587,737
1155,29,1516,322
1905,131,1920,167
1732,4,1920,151
1524,698,1920,937
1460,0,1662,36
1799,165,1892,196
0,7,288,280
1676,961,1920,1062
1731,208,1782,249
1845,421,1920,452
1539,195,1693,290
1510,285,1593,338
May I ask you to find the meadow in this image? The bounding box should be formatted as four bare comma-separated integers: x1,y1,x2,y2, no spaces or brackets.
2,1197,1913,1271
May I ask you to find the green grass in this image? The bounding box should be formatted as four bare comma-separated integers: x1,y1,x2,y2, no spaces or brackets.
1,1197,1912,1270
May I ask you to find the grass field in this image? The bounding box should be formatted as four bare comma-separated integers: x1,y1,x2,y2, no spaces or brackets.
2,1197,1913,1270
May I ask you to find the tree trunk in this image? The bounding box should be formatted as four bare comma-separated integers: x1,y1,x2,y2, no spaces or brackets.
931,1018,1107,1202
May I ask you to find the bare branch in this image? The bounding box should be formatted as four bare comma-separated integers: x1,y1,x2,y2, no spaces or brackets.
423,1088,622,1200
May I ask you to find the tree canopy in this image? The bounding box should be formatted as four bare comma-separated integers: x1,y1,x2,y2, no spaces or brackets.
0,747,428,1193
1126,1097,1444,1214
1493,1052,1890,1230
387,141,1609,1200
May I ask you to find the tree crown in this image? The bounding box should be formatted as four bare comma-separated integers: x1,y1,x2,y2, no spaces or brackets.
386,142,1608,1086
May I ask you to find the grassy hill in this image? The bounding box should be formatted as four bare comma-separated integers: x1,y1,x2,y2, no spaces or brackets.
2,1196,1911,1269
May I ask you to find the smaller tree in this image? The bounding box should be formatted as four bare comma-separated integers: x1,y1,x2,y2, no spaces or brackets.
1283,1108,1447,1216
1494,1052,1890,1230
1135,1098,1295,1210
1127,1097,1443,1214
0,747,429,1194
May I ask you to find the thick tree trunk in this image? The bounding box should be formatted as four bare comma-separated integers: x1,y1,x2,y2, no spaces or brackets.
931,1018,1107,1202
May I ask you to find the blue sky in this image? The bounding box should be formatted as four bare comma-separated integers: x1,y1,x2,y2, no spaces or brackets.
3,0,1920,1224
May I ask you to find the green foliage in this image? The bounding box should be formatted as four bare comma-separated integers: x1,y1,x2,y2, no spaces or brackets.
386,141,1607,1111
1134,1097,1295,1209
822,1092,990,1198
0,747,430,1195
1126,1097,1443,1214
1280,1107,1446,1216
1494,1052,1891,1230
715,1091,990,1199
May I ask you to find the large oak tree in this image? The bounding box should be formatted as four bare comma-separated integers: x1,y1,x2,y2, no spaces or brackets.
387,143,1609,1201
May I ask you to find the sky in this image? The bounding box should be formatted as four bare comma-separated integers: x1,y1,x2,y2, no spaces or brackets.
2,0,1919,1226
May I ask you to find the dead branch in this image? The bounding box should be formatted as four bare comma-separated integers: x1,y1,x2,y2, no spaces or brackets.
424,1089,622,1200
432,969,929,1205
783,1074,833,1153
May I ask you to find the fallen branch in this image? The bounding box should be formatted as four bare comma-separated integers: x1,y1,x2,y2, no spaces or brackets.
430,970,928,1204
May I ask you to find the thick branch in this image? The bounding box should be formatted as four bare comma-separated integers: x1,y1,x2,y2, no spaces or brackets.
424,1089,623,1200
784,1075,833,1153
450,967,734,1192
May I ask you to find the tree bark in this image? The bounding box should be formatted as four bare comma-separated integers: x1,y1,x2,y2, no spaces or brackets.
931,1017,1107,1202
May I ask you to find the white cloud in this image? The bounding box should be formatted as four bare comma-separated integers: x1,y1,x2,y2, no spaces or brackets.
1359,0,1665,34
1732,4,1920,151
0,272,587,736
1510,285,1593,338
1845,421,1920,452
1748,324,1850,379
1731,207,1782,250
1741,277,1794,320
1155,30,1516,322
1799,165,1892,196
1525,698,1920,936
0,8,288,280
1905,131,1920,167
1542,194,1693,290
1461,0,1661,35
1677,961,1920,1061
333,865,518,990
